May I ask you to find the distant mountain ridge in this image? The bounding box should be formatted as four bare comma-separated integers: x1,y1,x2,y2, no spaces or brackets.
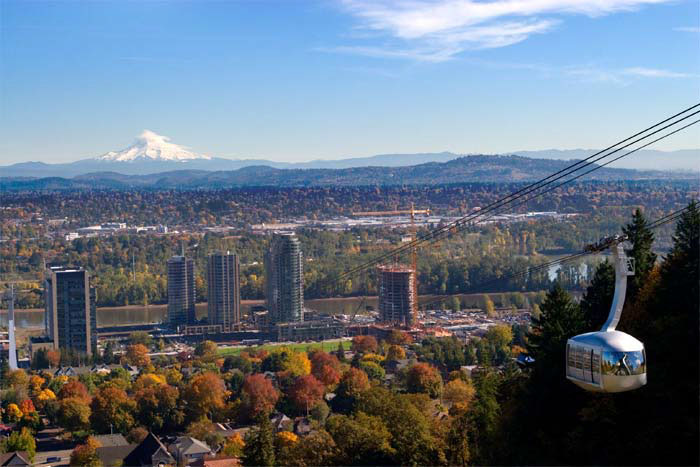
1,130,697,179
0,154,695,191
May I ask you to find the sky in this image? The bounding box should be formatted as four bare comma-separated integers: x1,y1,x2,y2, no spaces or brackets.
0,0,698,165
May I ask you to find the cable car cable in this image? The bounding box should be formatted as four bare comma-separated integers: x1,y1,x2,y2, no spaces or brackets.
332,106,700,284
417,205,693,311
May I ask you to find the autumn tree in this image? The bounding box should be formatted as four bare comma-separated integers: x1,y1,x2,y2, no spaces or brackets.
351,335,378,354
288,374,325,415
57,397,91,432
333,368,370,413
186,419,225,450
385,344,406,362
58,379,90,402
406,363,443,398
194,340,218,362
386,330,411,346
241,374,280,420
310,352,341,387
221,432,245,457
442,378,476,410
6,369,29,390
483,295,496,317
90,386,136,434
47,349,61,368
124,343,150,367
69,436,101,466
127,426,149,444
261,348,311,377
183,372,227,421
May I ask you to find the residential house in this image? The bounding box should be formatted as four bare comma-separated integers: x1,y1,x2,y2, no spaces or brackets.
0,452,31,466
168,437,213,465
122,432,175,467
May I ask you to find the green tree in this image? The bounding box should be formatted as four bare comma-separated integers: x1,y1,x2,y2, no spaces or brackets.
326,412,395,465
527,282,585,375
243,416,276,467
57,397,92,432
30,348,49,370
356,387,445,466
580,260,614,330
0,427,36,462
622,208,657,299
194,340,218,362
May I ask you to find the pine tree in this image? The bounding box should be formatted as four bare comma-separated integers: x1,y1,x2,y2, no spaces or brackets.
527,282,585,372
622,208,657,300
242,415,275,467
580,260,614,331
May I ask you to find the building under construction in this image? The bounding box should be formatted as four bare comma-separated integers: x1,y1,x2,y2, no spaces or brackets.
378,265,416,326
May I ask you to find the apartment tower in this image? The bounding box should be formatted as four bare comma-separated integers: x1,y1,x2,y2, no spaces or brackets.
207,251,241,328
265,232,304,324
167,256,196,328
44,266,98,356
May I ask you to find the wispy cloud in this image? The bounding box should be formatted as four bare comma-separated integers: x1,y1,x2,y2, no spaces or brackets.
563,65,695,84
332,0,674,61
622,67,691,78
673,26,700,33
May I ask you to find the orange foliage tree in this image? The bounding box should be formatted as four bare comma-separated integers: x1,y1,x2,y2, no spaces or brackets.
288,374,325,414
242,374,280,420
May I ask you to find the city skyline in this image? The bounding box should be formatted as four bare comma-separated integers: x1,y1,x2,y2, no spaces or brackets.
1,0,698,166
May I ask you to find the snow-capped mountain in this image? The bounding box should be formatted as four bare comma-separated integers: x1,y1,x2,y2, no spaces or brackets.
98,130,211,162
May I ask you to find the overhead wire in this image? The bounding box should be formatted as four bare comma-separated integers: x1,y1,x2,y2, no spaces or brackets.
417,205,694,311
329,104,700,288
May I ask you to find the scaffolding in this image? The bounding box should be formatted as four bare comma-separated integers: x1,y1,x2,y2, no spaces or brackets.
377,265,417,326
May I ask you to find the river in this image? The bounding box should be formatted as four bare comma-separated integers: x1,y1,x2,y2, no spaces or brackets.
0,293,505,329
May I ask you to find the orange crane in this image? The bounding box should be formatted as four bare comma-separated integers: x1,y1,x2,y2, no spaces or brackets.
351,203,430,323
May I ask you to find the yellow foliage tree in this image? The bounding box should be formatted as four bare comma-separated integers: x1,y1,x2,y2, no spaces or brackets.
6,403,23,422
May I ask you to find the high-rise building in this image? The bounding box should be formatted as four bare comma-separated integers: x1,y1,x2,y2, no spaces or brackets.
167,256,196,328
45,266,97,356
265,232,304,324
377,265,416,326
207,251,241,328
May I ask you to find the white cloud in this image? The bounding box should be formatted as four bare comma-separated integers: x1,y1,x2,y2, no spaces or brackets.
562,65,695,84
334,0,673,60
622,67,691,78
673,26,700,33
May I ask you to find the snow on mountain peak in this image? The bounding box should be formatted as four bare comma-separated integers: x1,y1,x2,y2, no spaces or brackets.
98,130,211,162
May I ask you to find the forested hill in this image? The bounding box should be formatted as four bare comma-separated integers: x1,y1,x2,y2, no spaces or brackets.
1,154,694,190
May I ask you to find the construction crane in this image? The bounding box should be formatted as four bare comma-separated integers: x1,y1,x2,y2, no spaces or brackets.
351,203,431,324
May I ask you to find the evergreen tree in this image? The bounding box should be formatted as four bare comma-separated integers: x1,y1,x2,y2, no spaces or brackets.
242,415,275,467
503,283,587,465
622,208,657,299
579,260,614,331
527,282,586,372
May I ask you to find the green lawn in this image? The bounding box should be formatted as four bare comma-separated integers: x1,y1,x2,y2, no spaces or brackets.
218,338,352,356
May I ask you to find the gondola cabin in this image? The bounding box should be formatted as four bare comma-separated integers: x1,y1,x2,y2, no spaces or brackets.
566,330,646,392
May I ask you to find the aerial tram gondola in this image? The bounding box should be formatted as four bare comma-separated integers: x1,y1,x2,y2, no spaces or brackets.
566,235,647,393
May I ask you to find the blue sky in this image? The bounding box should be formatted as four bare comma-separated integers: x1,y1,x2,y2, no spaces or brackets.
0,0,698,165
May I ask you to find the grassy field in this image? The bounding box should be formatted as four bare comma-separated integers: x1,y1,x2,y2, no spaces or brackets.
218,338,352,356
